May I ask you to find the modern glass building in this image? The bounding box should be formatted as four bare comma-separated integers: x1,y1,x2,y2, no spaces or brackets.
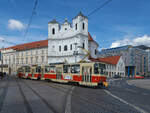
98,45,149,76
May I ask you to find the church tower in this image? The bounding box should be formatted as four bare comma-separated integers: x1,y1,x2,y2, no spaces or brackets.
48,19,59,38
72,11,88,36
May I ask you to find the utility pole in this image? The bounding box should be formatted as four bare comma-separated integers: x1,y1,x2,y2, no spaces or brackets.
73,43,78,63
0,46,4,76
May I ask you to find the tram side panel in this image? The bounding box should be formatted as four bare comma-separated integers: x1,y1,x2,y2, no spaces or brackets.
44,66,57,80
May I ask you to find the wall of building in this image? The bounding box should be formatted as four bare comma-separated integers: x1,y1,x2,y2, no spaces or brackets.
88,41,98,58
105,57,125,78
48,12,91,64
1,47,48,74
98,46,148,76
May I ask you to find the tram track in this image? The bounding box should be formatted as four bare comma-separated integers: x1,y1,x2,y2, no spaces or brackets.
16,78,34,113
0,77,9,112
21,79,58,113
24,79,73,113
23,79,118,113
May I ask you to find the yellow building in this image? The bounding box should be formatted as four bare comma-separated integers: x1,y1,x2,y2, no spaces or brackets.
0,40,48,75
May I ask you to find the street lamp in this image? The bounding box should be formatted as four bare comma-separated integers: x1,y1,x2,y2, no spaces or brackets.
73,42,78,63
73,51,78,63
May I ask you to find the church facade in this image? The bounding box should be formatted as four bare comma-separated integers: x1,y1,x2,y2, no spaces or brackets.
48,12,98,64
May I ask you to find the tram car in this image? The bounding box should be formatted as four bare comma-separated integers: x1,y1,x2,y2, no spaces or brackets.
17,62,108,87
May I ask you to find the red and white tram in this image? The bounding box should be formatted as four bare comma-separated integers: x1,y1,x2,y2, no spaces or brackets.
17,62,108,87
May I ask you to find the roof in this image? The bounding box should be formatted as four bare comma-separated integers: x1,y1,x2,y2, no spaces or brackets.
88,32,94,41
90,56,121,65
3,40,48,51
48,19,59,24
133,45,150,50
2,33,96,51
73,11,87,19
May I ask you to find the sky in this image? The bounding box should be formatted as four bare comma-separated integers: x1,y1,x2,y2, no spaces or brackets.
0,0,150,49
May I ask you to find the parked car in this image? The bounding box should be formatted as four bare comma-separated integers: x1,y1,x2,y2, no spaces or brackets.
113,74,121,78
135,74,144,79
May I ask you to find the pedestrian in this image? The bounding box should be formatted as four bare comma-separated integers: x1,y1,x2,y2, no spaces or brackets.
0,72,4,79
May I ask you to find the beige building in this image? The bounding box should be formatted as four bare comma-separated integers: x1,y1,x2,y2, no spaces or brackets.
91,56,125,78
0,40,48,74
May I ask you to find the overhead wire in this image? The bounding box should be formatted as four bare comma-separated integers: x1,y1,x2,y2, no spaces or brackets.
56,0,112,37
87,0,112,17
23,0,38,40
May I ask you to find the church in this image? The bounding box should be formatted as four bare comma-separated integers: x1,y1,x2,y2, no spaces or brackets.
48,12,99,64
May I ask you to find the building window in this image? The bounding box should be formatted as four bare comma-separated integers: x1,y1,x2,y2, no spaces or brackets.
70,44,72,50
26,58,28,64
83,43,85,49
41,56,44,62
31,57,33,64
52,28,55,35
83,22,85,30
21,58,23,64
64,45,67,51
36,50,38,54
26,51,28,56
75,23,77,30
42,50,44,54
95,49,97,55
59,46,61,51
36,57,38,63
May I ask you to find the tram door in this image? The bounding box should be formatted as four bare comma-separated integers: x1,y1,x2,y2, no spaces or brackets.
56,67,62,80
41,68,44,78
31,68,34,77
82,66,92,82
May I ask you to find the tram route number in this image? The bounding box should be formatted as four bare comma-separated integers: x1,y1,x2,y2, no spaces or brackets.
64,75,72,80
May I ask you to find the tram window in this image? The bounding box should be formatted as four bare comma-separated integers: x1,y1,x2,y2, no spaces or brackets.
25,66,30,72
99,63,106,74
71,65,80,74
18,68,23,72
45,66,55,73
45,66,49,73
50,66,55,73
36,66,41,73
63,65,70,73
94,63,99,74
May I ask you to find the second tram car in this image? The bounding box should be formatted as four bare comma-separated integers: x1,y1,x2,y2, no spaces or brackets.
17,62,108,87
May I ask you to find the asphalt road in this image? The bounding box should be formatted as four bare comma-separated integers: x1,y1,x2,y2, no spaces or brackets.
0,76,150,113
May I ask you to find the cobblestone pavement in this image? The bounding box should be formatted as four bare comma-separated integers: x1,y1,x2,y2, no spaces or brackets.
0,76,150,113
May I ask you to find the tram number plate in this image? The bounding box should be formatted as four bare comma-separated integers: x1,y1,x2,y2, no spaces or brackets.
64,75,72,80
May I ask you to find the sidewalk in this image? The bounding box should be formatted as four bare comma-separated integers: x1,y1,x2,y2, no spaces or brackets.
127,79,150,90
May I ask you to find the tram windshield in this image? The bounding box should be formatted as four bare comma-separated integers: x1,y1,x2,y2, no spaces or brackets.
94,63,106,74
18,68,23,72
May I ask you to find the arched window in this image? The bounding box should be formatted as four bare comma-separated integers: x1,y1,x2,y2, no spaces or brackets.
59,46,61,51
52,28,55,35
95,49,97,55
83,43,85,49
75,23,77,30
83,22,85,30
64,45,67,51
70,44,72,50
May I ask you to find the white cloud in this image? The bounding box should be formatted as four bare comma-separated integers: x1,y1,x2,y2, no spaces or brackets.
0,37,4,41
8,19,25,30
110,35,150,48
